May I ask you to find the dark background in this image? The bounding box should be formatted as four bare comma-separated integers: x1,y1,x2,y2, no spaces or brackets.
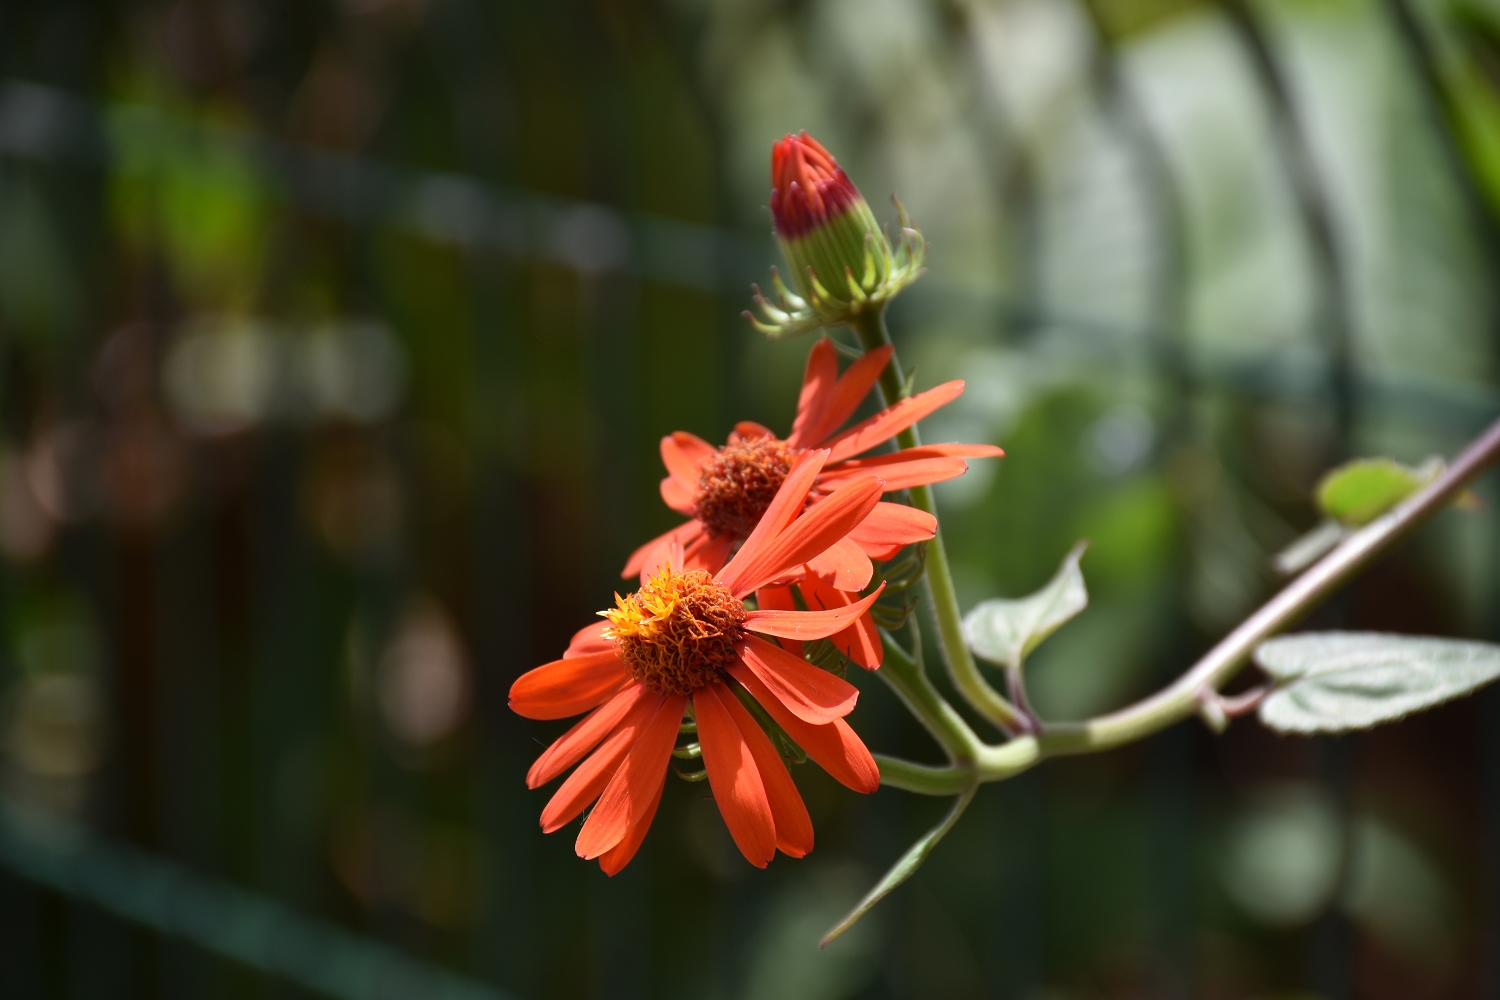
2,0,1500,997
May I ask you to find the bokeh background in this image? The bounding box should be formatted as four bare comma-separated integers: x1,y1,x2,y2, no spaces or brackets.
3,0,1500,997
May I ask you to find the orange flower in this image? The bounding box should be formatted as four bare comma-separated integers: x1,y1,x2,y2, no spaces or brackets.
623,336,1002,667
511,456,885,874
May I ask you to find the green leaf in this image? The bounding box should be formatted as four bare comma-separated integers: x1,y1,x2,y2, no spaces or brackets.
963,541,1089,670
1255,632,1500,733
821,783,978,947
1315,457,1441,527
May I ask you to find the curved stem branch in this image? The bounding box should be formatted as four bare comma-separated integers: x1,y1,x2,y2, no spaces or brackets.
1072,413,1500,750
848,308,1028,735
873,754,974,795
893,411,1500,787
877,631,981,763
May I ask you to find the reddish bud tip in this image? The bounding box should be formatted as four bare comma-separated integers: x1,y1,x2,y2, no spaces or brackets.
769,131,863,240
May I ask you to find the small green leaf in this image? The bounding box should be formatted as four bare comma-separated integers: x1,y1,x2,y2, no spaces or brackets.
963,541,1089,670
821,783,978,947
1255,632,1500,733
1315,457,1441,527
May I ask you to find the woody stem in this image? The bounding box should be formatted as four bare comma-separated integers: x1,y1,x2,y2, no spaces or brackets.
848,307,1030,736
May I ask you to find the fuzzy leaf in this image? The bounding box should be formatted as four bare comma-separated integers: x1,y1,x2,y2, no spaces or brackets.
1315,457,1440,528
1255,632,1500,733
963,541,1088,670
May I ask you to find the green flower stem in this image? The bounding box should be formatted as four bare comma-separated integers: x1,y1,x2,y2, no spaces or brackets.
877,630,981,764
872,754,975,795
876,411,1500,790
849,307,1029,736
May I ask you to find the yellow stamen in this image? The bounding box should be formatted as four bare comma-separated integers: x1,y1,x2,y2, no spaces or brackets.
602,568,746,695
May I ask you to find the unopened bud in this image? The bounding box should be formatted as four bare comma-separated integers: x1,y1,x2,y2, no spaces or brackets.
770,133,888,297
747,132,924,338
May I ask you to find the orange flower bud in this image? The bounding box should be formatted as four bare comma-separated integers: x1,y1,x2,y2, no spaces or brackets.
769,132,869,242
748,132,924,339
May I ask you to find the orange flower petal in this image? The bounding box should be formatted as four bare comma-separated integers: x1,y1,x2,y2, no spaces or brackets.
838,442,1004,462
730,634,858,725
527,681,650,789
716,450,829,596
734,421,775,439
695,684,776,868
660,431,714,484
755,587,799,611
796,573,847,613
717,683,814,858
793,344,894,449
637,531,688,585
575,694,687,859
850,538,902,562
622,520,704,579
832,613,883,669
755,586,803,658
804,535,873,592
541,705,645,833
743,583,884,642
660,475,697,514
564,621,613,659
788,337,840,449
820,456,970,493
822,381,966,464
920,443,1005,458
847,502,936,557
510,652,631,721
540,689,670,833
725,475,883,597
823,444,1001,486
685,529,736,576
735,667,880,793
798,575,883,669
597,776,665,876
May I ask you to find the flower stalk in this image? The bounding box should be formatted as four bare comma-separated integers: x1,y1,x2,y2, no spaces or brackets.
847,307,1030,737
875,626,980,765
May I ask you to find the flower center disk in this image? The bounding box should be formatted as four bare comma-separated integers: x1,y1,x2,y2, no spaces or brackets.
602,569,747,695
694,435,801,539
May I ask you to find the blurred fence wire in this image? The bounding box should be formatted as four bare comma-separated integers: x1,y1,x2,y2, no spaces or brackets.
0,79,753,292
3,76,1496,441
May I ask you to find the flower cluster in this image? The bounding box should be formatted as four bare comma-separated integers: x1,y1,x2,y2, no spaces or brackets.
509,133,1002,873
